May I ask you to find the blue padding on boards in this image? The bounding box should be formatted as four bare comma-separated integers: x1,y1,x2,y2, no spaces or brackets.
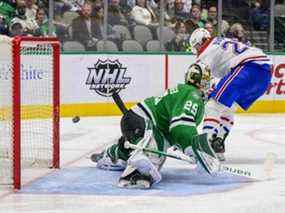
20,167,248,196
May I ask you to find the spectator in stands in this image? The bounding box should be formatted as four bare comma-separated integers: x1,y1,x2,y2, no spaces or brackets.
274,0,285,50
152,0,173,27
0,15,9,35
108,0,129,26
165,20,189,51
249,1,269,30
185,3,204,34
166,0,175,13
184,0,192,13
121,5,136,29
33,7,68,41
16,0,26,7
204,21,215,36
207,5,217,24
165,0,192,13
10,1,38,35
200,3,208,22
53,8,69,41
207,5,229,36
34,7,49,36
9,21,26,36
275,0,285,17
25,0,37,20
123,0,157,8
93,0,103,11
36,0,47,8
122,5,136,26
94,6,121,46
168,0,188,22
71,1,102,50
53,0,73,16
131,0,158,26
227,23,251,46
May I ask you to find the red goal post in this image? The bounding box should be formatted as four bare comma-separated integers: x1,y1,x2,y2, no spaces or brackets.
0,36,60,190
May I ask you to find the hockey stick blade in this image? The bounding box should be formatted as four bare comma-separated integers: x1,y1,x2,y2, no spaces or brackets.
126,141,277,181
220,152,277,181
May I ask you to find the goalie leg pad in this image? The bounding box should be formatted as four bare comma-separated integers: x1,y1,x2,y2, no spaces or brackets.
117,153,161,189
118,134,164,188
127,152,162,184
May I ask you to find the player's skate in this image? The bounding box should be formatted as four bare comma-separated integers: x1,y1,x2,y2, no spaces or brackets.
210,136,226,161
91,148,126,171
118,169,153,189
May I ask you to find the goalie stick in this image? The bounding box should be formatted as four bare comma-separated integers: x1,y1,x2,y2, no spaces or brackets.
125,141,276,181
125,141,196,164
112,92,128,115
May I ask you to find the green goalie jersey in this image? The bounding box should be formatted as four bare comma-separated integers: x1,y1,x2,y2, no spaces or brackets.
137,83,204,150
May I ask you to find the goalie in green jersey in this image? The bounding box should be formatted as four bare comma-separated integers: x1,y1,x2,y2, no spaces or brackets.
92,62,212,188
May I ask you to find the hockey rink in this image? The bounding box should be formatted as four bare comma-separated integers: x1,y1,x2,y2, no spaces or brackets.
0,114,285,213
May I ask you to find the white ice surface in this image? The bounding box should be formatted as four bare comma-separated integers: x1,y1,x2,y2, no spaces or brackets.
0,114,285,213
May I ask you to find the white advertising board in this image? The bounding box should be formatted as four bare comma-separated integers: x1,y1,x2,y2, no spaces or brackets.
60,54,285,105
168,54,196,89
264,55,285,100
61,54,165,104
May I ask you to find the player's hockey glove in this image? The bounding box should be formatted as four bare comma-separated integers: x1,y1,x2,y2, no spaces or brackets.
210,133,228,161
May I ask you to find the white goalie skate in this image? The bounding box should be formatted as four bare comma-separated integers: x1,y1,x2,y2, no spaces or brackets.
118,152,162,189
118,169,153,189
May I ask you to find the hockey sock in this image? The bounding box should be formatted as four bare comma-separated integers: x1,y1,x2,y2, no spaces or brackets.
203,99,223,136
203,99,234,138
218,112,234,140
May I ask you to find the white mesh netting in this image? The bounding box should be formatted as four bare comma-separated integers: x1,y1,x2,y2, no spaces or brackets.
0,36,56,186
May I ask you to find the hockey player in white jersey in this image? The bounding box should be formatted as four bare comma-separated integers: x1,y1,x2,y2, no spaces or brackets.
189,28,272,160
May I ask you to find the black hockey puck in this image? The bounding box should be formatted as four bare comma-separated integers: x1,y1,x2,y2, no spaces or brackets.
72,116,80,123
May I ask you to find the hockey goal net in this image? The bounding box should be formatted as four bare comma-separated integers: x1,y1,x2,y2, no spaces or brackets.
0,36,60,190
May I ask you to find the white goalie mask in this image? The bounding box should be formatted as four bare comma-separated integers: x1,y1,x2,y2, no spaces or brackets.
189,28,211,54
185,62,211,94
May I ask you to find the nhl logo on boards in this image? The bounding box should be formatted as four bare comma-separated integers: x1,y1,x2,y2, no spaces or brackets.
86,59,131,97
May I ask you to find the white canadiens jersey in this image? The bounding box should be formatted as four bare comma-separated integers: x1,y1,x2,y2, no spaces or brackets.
197,37,271,78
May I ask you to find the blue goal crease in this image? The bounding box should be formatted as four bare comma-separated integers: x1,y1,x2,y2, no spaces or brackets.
20,166,248,197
